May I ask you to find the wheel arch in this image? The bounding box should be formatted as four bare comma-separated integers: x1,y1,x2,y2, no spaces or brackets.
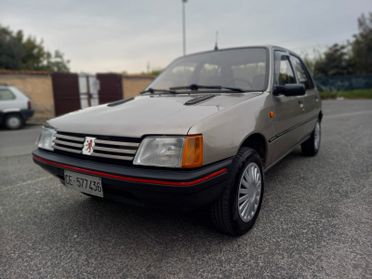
238,132,267,164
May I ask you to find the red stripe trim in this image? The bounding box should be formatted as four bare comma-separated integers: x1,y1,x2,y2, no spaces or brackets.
33,155,228,187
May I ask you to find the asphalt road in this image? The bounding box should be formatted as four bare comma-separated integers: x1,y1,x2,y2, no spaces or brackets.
1,100,371,279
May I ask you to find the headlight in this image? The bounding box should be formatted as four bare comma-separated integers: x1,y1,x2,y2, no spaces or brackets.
134,135,203,168
37,126,56,151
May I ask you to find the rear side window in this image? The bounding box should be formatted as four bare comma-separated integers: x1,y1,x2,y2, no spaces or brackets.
0,89,16,101
291,55,314,89
274,52,296,85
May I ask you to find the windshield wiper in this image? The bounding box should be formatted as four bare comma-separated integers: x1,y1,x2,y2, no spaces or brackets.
140,88,177,95
169,84,245,92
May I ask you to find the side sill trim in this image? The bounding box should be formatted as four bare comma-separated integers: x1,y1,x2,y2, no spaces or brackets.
33,155,228,187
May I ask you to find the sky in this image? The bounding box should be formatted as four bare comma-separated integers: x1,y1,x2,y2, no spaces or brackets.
1,0,370,73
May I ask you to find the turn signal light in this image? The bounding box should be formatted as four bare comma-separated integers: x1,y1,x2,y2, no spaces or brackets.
182,135,203,168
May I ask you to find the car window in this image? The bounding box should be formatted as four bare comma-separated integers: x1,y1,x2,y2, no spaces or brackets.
291,55,314,89
157,62,197,89
0,88,16,101
149,48,268,91
199,63,221,85
274,53,296,85
231,62,266,90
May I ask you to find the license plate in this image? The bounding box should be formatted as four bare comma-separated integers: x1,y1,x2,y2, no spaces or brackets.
64,170,103,197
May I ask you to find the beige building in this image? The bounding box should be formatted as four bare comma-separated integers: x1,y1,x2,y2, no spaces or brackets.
122,75,154,99
0,70,155,123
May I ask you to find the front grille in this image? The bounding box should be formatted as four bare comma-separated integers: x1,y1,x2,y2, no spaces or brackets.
52,131,141,162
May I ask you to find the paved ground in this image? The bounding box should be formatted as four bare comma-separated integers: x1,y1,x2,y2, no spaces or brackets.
1,100,371,279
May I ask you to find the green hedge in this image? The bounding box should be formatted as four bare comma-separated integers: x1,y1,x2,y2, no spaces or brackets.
320,88,372,99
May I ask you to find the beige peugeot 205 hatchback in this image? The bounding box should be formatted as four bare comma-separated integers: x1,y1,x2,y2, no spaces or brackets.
33,46,322,236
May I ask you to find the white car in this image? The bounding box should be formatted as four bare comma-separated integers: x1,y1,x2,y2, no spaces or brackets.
0,85,34,129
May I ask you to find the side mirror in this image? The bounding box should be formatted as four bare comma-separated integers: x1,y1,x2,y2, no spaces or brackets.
273,84,306,97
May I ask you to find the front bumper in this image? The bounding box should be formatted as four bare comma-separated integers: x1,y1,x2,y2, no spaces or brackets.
33,149,232,210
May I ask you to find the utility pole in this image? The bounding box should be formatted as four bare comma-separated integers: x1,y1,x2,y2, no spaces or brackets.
182,0,187,56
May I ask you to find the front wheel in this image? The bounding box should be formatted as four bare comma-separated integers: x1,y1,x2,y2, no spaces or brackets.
209,147,264,236
301,120,321,156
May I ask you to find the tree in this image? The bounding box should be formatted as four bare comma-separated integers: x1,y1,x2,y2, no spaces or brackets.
139,68,163,76
313,43,353,76
351,13,372,74
0,24,70,72
146,68,163,76
301,48,323,75
0,26,24,69
45,50,70,72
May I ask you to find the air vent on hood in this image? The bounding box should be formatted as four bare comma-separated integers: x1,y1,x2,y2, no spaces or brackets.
184,94,215,105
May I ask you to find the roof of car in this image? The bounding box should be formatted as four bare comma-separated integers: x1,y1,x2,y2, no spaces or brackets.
183,45,300,58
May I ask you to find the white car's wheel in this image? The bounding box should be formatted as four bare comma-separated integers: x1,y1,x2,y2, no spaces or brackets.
5,114,23,130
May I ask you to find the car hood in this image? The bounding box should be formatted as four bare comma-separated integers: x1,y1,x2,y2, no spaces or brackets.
48,93,261,138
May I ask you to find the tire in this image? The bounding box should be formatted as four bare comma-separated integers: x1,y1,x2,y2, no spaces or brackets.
210,147,264,236
4,114,24,130
301,120,321,156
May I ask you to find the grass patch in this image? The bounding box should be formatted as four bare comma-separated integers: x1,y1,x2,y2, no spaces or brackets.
320,88,372,99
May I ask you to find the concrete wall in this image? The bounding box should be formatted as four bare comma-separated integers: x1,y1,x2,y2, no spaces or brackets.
0,72,54,122
122,75,155,99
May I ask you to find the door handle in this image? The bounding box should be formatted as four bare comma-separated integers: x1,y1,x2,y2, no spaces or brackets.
298,100,305,109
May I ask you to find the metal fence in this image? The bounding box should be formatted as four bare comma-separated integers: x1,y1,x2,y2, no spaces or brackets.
314,74,372,92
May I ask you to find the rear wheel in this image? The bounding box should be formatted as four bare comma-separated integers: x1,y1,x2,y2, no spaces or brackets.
210,147,264,236
301,120,321,156
4,114,23,130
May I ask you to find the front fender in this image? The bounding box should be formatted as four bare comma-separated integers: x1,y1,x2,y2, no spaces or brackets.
188,93,275,165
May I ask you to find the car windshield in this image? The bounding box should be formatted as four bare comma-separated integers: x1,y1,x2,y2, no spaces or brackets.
148,47,268,92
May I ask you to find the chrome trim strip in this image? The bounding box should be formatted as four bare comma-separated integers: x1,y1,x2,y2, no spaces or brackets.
54,139,83,148
93,146,137,154
55,134,85,142
91,152,133,161
95,139,140,147
268,115,318,143
54,146,82,154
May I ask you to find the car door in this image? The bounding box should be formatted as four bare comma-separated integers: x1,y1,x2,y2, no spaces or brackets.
269,51,305,163
290,54,320,137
